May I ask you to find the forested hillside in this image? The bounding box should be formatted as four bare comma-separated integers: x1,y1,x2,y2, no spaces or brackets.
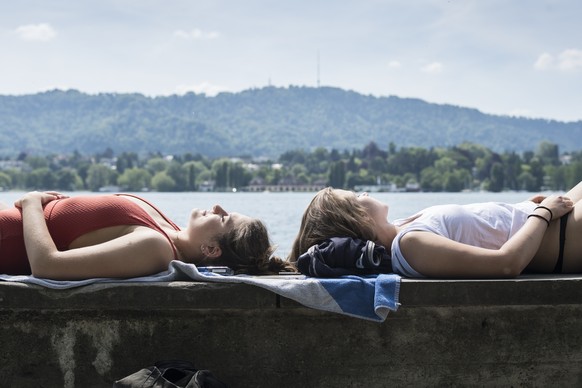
1,86,580,158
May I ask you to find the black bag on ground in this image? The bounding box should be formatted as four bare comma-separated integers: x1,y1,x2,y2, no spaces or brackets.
296,236,392,277
113,359,229,388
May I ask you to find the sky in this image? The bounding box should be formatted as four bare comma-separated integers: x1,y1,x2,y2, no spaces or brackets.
1,0,581,122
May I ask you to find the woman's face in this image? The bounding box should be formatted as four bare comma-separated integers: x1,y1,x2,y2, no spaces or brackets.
335,189,389,223
187,204,250,243
357,192,389,221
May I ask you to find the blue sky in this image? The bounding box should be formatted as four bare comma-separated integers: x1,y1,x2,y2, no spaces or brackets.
1,0,581,122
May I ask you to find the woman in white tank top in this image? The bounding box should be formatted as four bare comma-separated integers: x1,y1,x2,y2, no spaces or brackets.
289,181,582,278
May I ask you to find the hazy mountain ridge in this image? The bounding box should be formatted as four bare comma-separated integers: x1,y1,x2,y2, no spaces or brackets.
1,86,580,158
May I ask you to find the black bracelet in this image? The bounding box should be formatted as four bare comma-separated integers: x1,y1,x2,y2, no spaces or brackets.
534,205,553,221
528,213,550,227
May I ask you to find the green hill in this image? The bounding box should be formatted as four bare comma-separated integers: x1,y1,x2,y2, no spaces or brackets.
1,86,580,158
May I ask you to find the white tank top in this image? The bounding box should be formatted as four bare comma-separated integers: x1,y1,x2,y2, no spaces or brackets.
390,201,537,277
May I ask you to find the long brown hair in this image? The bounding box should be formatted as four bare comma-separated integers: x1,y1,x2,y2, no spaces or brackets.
288,187,377,261
217,218,296,275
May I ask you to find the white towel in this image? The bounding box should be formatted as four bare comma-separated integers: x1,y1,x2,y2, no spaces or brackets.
0,261,400,322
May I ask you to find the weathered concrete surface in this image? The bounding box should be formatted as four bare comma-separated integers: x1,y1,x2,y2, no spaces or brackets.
1,276,582,387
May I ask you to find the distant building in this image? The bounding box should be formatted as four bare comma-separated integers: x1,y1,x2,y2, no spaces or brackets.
354,183,398,192
98,185,121,192
244,178,326,192
198,180,215,192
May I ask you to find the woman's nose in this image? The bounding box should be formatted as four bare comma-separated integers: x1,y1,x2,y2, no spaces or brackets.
212,204,228,216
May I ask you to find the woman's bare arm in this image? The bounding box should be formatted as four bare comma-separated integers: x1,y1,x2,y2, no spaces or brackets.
565,181,582,203
16,191,173,280
400,195,574,278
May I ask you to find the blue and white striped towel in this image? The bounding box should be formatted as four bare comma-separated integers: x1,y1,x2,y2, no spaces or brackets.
0,260,400,322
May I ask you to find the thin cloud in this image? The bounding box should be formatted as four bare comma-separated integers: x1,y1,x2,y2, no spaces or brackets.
14,23,57,42
534,53,554,70
421,62,443,74
534,49,582,71
387,60,402,69
558,49,582,71
173,28,220,40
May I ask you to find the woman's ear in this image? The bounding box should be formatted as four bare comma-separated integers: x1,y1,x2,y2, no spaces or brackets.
205,245,222,258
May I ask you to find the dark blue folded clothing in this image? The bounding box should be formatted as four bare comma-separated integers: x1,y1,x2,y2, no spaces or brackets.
296,237,392,277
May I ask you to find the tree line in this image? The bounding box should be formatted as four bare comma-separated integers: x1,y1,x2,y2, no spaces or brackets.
0,141,580,193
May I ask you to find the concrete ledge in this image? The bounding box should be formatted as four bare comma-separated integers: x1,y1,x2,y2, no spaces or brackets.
400,275,582,306
2,276,582,387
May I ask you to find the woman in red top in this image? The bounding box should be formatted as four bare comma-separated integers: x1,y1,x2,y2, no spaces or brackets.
1,191,293,280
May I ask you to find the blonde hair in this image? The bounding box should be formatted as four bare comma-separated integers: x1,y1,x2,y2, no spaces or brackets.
217,218,296,275
288,187,377,262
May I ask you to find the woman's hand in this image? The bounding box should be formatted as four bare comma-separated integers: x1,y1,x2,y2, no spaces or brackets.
14,191,68,208
539,195,574,220
528,194,546,204
15,191,68,278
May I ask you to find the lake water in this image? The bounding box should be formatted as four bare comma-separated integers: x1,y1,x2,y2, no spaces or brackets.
0,190,539,259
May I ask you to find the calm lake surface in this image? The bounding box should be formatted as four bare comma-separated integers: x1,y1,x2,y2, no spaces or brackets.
1,190,541,259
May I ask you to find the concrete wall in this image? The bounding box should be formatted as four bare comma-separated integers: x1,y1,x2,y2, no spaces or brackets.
1,276,582,387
